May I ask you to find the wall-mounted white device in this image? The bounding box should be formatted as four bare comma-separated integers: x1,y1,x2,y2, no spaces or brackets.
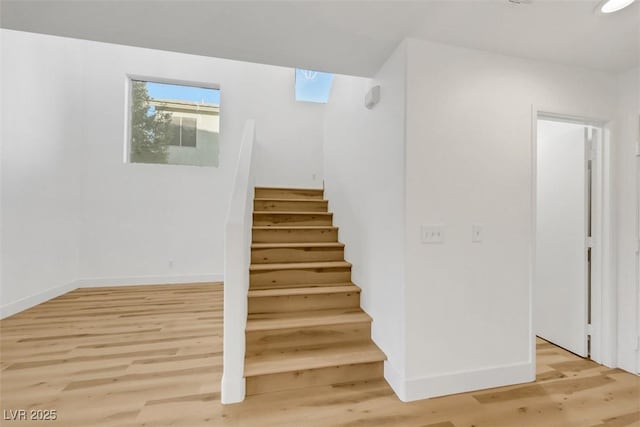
365,85,380,109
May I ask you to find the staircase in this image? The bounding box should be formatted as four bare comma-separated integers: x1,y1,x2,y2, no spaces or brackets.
244,187,386,395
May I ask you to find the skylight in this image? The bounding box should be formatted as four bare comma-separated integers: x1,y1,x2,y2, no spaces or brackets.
295,69,334,103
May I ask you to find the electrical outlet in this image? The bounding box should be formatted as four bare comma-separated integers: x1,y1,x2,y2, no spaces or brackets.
421,225,444,244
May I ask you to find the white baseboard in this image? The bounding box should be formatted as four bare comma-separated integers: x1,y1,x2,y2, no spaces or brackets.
221,374,246,404
1,280,77,319
0,274,223,319
74,274,223,288
384,360,409,402
402,361,534,402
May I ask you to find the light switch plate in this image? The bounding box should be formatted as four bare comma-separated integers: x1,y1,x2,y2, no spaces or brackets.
421,225,444,244
472,224,483,243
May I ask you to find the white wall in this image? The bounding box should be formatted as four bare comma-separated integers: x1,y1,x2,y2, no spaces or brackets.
1,29,325,315
403,39,617,399
614,67,640,373
322,38,626,401
1,30,85,316
323,41,407,398
77,34,324,284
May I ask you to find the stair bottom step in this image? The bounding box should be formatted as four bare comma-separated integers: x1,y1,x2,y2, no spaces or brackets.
246,361,383,396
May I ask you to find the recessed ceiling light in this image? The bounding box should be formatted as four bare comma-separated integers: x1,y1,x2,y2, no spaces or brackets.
507,0,532,4
598,0,636,13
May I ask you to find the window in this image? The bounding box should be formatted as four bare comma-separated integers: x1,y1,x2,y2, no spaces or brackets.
169,116,197,147
295,69,334,103
128,79,220,167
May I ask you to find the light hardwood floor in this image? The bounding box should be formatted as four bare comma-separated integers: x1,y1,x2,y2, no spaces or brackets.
1,283,638,426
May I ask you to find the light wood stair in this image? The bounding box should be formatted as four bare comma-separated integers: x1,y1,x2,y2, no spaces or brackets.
244,186,386,396
251,242,345,264
252,226,339,243
254,198,328,212
253,212,333,226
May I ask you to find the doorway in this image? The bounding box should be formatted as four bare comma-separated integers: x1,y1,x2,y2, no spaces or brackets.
533,112,612,364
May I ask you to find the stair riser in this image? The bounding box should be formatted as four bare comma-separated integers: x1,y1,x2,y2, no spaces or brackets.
255,189,324,200
251,246,345,264
253,228,338,243
246,361,383,395
254,200,328,212
250,267,351,288
246,322,371,355
248,291,360,314
253,213,333,226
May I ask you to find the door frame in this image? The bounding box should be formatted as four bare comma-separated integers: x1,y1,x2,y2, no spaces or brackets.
530,106,616,369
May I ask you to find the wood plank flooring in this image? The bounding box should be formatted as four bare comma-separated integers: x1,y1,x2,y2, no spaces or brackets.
1,283,638,426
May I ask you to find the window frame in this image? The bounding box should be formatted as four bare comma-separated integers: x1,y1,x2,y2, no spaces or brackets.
124,75,220,165
168,116,198,148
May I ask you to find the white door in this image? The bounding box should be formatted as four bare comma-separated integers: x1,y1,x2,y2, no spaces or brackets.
636,115,640,373
535,118,589,357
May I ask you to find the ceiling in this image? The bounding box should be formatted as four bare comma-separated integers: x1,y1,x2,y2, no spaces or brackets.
1,0,638,76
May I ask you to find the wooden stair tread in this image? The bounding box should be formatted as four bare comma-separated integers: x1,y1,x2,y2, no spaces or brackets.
246,309,371,332
250,261,351,271
254,211,331,215
254,198,327,202
251,242,345,249
253,226,336,230
244,342,385,377
255,186,323,192
248,284,359,298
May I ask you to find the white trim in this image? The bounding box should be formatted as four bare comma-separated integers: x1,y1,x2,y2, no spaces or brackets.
383,360,408,402
529,105,538,374
531,105,616,367
536,110,607,127
1,281,77,319
596,125,617,367
402,362,533,402
123,75,132,163
126,74,221,91
0,274,223,319
74,274,223,288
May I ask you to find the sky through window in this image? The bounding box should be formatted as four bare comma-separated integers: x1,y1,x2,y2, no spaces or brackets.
295,69,334,103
